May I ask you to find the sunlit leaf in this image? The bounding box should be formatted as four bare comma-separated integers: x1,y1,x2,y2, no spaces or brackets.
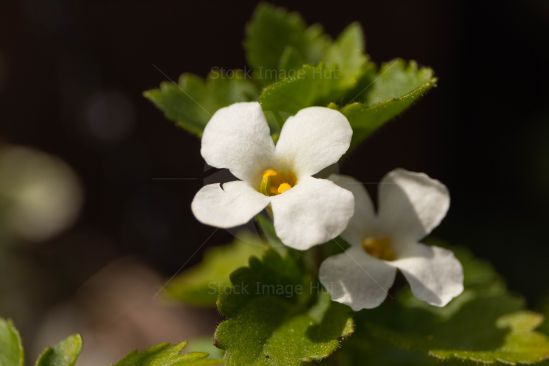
323,23,368,91
114,341,223,366
0,318,23,366
431,311,549,364
35,335,82,366
215,250,353,365
342,59,436,148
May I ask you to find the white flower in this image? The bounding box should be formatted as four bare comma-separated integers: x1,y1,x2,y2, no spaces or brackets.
191,102,355,250
319,169,463,310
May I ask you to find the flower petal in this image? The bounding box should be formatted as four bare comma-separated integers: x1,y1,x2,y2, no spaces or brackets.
330,174,378,246
319,246,396,311
391,243,464,307
378,169,449,241
271,176,354,250
201,102,275,182
191,180,269,228
275,107,352,177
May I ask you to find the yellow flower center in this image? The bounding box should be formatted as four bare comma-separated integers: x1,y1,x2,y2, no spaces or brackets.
259,169,297,196
361,236,396,261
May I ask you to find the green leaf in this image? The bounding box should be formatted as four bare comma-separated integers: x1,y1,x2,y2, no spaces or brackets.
0,319,85,366
357,289,525,354
364,59,435,104
431,311,549,364
215,249,353,366
216,249,306,317
342,59,436,148
278,47,305,74
259,64,339,130
216,294,353,366
322,23,368,91
0,319,23,366
35,335,82,366
114,341,223,366
245,3,304,74
245,3,330,84
144,70,258,137
263,292,353,365
166,234,267,307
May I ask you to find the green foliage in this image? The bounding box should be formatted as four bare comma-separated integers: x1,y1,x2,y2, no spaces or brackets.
165,234,267,307
0,319,23,366
0,318,222,366
342,59,437,149
35,335,82,366
215,249,353,365
144,70,258,137
114,341,223,366
216,248,307,317
146,3,435,144
322,23,369,91
245,4,370,93
431,311,549,364
0,318,81,366
278,47,304,74
365,59,435,104
245,3,329,84
246,4,436,144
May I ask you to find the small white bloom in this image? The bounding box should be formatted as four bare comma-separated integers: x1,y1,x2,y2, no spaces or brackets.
191,102,354,250
319,169,464,310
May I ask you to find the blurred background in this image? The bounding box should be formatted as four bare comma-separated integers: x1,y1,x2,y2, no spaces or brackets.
0,0,548,363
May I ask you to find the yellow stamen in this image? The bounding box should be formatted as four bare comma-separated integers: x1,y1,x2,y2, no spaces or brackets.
277,183,292,194
263,169,277,179
259,168,296,196
361,236,396,261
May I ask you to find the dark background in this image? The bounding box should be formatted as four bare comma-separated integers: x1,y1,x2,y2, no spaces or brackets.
1,0,548,341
